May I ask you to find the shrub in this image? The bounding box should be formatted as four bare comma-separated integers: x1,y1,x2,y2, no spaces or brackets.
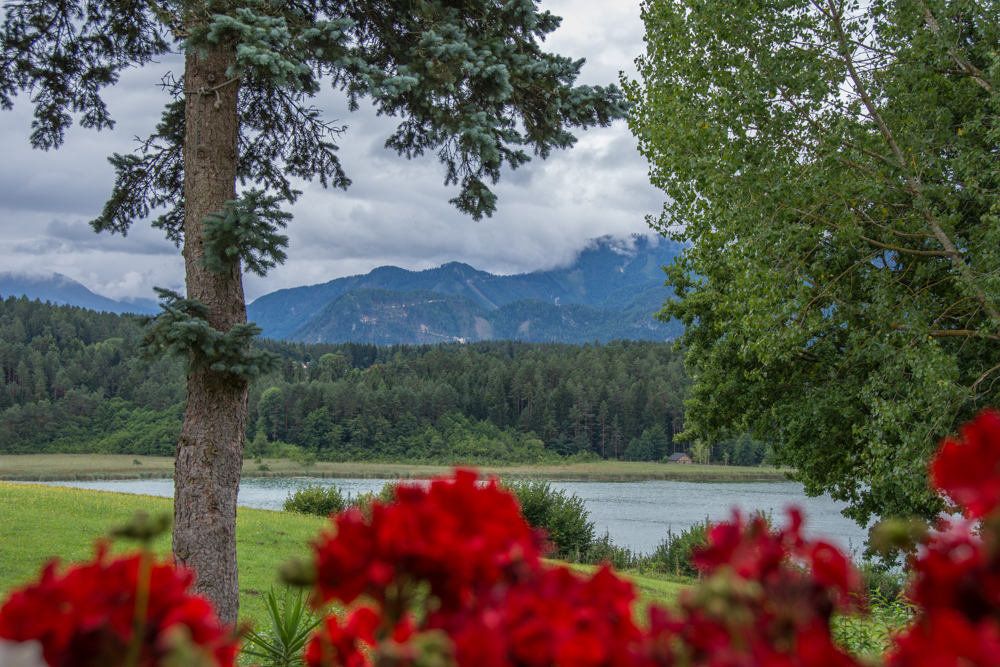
292,451,317,468
346,480,400,517
283,484,346,517
649,519,710,577
584,530,648,571
833,592,915,658
501,479,594,558
858,561,907,601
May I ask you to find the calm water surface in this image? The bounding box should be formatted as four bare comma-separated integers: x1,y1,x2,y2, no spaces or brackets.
37,477,869,554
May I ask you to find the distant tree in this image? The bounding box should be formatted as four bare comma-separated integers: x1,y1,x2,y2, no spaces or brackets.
623,423,669,461
2,0,627,620
718,433,767,468
256,386,285,442
246,430,270,458
314,353,347,382
689,440,711,466
628,0,999,533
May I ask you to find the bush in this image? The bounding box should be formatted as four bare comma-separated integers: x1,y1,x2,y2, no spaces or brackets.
858,561,907,601
650,511,774,577
501,479,594,558
282,484,346,517
584,530,648,570
346,480,400,517
649,519,710,577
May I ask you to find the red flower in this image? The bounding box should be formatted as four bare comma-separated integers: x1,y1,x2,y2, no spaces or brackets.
886,409,1000,666
435,564,642,667
807,541,860,598
312,469,542,612
304,607,379,667
648,510,863,667
889,609,1000,667
0,544,237,667
692,510,788,581
930,409,1000,518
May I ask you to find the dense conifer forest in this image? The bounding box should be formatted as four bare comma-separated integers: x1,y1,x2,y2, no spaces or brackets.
0,295,770,464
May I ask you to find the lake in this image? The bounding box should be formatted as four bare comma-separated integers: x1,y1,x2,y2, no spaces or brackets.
36,477,870,554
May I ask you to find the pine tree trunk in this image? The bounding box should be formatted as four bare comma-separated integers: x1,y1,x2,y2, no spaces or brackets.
174,46,247,626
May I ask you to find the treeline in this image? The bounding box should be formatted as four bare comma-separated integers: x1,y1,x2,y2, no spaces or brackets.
246,338,691,462
0,295,186,454
0,294,756,464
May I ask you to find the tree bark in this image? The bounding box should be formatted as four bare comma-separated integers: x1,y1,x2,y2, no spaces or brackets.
174,45,247,626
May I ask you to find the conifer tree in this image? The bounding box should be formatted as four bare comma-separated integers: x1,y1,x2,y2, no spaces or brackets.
1,0,627,621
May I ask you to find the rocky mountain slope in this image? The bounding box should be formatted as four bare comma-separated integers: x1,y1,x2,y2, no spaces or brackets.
249,234,684,342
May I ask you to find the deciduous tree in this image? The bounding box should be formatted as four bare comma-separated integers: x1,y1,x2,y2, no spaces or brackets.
627,0,999,537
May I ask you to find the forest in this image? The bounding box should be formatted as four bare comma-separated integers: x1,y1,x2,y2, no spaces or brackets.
0,294,772,465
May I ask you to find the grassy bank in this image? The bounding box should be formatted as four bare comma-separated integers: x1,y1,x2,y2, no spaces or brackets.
0,483,690,631
0,454,791,482
0,482,325,627
562,561,691,607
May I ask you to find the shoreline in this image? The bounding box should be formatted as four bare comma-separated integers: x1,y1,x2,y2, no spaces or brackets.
0,454,792,483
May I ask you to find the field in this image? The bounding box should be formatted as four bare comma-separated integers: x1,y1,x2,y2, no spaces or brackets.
0,482,689,632
0,454,791,482
0,481,325,628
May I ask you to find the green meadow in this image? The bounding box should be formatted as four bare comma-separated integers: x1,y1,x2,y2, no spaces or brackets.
0,482,689,630
0,482,325,627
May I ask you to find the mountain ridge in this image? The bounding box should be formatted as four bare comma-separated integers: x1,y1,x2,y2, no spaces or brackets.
249,234,684,340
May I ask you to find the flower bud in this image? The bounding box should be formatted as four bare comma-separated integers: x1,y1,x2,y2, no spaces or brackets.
110,511,172,544
280,557,318,587
869,517,930,556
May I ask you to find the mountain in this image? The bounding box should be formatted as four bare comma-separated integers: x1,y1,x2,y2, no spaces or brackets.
249,234,684,340
290,288,681,345
0,272,159,315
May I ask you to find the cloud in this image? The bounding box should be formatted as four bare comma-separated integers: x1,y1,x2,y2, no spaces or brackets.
0,1,665,304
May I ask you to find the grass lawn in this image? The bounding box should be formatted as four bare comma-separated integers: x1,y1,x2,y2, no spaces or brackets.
0,483,690,632
560,560,691,608
0,453,791,482
0,481,325,628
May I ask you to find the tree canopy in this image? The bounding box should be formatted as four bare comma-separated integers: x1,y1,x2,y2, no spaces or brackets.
628,0,999,534
0,295,693,465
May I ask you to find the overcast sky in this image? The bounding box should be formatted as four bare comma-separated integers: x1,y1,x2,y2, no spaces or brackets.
0,0,665,303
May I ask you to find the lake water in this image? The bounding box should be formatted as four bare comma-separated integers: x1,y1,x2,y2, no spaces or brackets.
36,477,870,554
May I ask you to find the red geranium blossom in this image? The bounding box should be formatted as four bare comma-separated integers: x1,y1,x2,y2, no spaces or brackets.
889,409,1000,667
646,509,863,667
312,469,543,612
308,470,642,667
304,607,379,667
0,543,237,667
930,408,1000,519
432,564,643,667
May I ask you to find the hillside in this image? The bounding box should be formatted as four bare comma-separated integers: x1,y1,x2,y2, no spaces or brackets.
0,272,158,315
0,296,698,463
290,288,680,345
248,234,684,340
